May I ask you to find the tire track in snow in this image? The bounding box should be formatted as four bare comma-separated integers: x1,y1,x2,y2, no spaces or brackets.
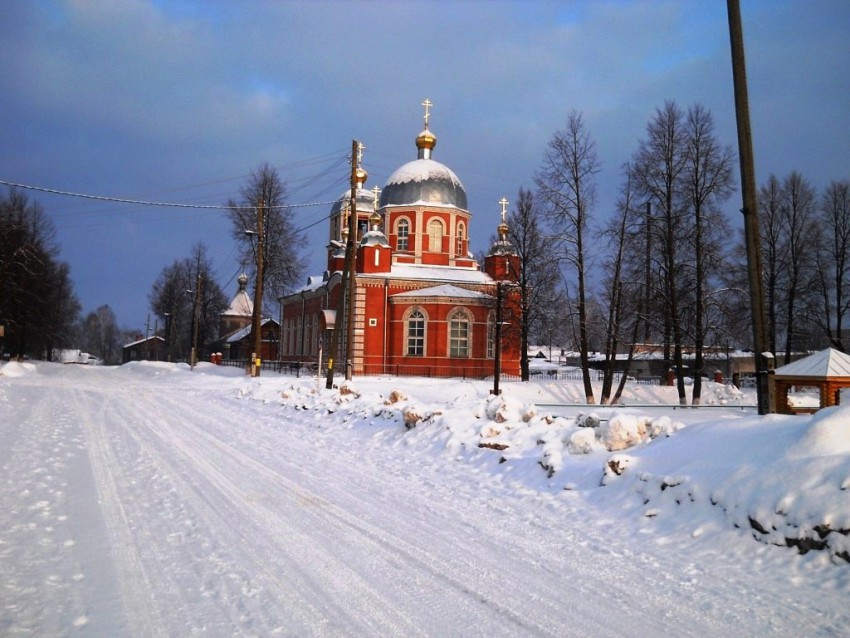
96,382,423,636
134,389,610,637
78,387,171,638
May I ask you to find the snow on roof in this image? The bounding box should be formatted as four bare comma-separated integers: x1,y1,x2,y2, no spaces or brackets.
287,264,493,299
223,290,253,317
388,263,493,284
385,158,463,188
123,335,165,349
391,283,492,300
774,348,850,378
222,317,277,344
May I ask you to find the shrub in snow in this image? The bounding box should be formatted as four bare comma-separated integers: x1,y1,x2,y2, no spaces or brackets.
339,380,359,397
540,447,563,478
485,393,523,424
384,389,407,405
647,415,682,438
568,428,596,455
521,404,537,423
602,454,634,484
480,424,503,439
575,412,600,428
598,414,647,451
403,405,423,429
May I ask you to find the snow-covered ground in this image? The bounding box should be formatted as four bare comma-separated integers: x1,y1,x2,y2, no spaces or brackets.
1,360,847,637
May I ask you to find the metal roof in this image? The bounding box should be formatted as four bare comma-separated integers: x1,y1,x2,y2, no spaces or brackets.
774,348,850,378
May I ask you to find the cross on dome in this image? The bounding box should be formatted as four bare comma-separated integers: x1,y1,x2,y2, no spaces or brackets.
371,185,381,212
499,197,509,224
421,98,433,129
357,141,365,166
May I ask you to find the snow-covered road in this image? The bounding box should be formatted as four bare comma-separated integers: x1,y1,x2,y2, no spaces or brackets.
1,362,846,636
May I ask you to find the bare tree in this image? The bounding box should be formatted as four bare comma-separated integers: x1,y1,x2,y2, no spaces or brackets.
503,188,561,380
779,172,818,363
682,104,736,404
535,111,600,404
0,188,79,359
227,163,307,315
149,243,227,362
598,163,640,404
78,305,122,364
815,180,850,350
758,174,786,354
632,101,691,404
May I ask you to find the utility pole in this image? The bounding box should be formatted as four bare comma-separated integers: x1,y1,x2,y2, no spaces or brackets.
326,140,360,389
190,273,202,369
727,0,773,414
492,281,503,396
250,197,265,377
345,142,363,381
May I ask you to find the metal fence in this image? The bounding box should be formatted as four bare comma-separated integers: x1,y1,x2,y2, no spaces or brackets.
217,358,658,385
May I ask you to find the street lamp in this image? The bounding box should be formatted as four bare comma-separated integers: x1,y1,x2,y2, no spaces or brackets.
245,196,265,376
186,279,201,369
163,312,171,362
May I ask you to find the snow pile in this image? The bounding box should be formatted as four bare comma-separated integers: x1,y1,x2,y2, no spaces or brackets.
0,361,38,378
258,376,850,564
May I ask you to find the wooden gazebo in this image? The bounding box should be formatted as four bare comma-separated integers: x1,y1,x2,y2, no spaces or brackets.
772,348,850,414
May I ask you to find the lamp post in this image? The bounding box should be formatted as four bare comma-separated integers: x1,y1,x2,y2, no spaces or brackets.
187,275,201,369
492,281,503,396
246,197,265,377
163,312,171,362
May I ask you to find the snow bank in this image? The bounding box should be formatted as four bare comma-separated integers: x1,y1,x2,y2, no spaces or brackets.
0,361,38,378
259,376,850,564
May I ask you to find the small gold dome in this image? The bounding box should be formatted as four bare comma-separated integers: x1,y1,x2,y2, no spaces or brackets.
369,210,382,227
355,166,368,184
416,128,437,151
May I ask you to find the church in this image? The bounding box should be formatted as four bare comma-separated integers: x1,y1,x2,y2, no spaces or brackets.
278,102,521,379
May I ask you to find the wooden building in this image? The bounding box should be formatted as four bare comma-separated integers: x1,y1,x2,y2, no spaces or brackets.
773,348,850,414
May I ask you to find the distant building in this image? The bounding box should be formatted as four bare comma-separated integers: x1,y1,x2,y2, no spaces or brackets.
279,102,522,378
122,335,165,363
208,274,280,363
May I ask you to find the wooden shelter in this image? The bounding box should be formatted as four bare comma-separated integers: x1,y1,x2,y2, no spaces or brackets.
772,348,850,414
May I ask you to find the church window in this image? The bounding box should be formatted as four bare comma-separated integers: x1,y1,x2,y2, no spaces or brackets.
448,309,471,358
456,222,465,256
406,309,426,356
427,219,443,252
397,218,410,251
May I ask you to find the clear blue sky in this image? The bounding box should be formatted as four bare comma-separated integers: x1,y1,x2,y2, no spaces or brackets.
2,0,848,331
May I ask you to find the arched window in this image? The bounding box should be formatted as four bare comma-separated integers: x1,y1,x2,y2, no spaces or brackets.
427,219,443,253
456,222,465,256
406,309,426,356
396,218,410,251
448,309,471,358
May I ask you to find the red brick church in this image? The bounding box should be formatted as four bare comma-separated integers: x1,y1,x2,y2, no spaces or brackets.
279,102,521,378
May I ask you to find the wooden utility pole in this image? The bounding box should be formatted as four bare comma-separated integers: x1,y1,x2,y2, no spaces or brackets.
250,197,265,377
727,0,773,413
345,143,363,381
190,273,202,370
492,282,503,396
325,140,359,389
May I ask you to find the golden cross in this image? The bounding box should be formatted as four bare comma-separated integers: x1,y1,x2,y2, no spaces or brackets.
371,185,381,212
421,98,433,129
499,197,509,223
356,141,365,166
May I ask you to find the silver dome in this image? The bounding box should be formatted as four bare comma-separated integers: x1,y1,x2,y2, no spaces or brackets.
379,159,467,210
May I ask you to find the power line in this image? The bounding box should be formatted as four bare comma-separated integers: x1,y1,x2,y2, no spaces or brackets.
0,179,339,211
